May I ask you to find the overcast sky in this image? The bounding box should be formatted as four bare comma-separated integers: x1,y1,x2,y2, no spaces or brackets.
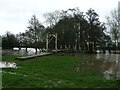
0,0,119,35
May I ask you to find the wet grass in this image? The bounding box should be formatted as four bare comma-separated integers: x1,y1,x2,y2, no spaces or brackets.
2,54,120,88
2,55,17,62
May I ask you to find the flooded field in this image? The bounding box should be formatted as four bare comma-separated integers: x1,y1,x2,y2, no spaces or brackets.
75,53,120,80
0,62,17,68
2,48,44,56
2,52,120,88
96,54,120,80
2,49,120,80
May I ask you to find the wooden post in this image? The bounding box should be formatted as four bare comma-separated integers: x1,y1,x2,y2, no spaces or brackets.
60,45,62,49
68,45,70,49
55,33,57,51
46,34,48,52
65,44,67,49
79,45,81,50
75,44,77,50
46,33,58,52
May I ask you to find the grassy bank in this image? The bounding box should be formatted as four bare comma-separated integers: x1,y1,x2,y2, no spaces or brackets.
2,54,120,88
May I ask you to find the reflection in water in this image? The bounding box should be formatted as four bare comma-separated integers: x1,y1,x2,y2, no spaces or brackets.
74,53,120,80
2,49,120,80
104,68,113,80
96,54,120,80
0,62,17,68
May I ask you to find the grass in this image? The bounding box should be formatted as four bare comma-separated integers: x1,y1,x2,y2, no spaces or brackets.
2,54,120,88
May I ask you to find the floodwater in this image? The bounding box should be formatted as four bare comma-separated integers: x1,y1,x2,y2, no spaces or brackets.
3,48,45,56
1,48,45,68
2,48,120,79
96,53,120,80
0,62,17,68
75,53,120,80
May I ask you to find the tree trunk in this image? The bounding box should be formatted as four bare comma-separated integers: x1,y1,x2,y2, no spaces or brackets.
35,48,37,54
25,47,27,53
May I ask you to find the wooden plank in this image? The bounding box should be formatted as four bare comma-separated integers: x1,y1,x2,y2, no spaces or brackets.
17,53,52,60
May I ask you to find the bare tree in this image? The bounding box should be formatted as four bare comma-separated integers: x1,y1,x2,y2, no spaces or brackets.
43,10,62,27
106,9,120,47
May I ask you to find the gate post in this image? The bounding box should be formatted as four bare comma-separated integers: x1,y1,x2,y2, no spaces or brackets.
46,33,48,52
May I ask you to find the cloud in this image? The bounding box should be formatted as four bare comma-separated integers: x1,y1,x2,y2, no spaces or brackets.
0,0,119,35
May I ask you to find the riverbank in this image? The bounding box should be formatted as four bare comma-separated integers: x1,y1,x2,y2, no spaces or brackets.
2,54,120,88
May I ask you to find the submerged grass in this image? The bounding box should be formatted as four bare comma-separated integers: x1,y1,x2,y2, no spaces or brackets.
2,54,120,88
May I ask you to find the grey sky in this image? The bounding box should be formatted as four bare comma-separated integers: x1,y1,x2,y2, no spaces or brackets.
0,0,119,35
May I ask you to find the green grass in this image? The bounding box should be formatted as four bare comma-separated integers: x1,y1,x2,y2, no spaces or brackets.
2,55,17,62
2,54,120,88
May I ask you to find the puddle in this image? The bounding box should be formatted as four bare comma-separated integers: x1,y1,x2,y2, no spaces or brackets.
0,61,17,68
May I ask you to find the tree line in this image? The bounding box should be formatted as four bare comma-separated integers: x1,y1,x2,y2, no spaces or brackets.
2,8,120,53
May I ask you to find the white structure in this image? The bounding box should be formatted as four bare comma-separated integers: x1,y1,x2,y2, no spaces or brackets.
46,33,57,52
